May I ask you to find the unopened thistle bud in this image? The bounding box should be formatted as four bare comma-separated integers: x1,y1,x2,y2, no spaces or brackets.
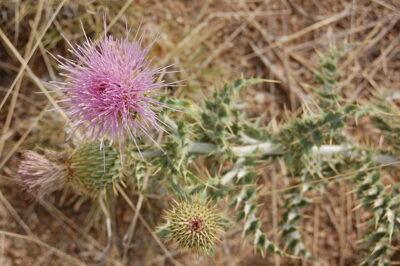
159,197,226,255
68,142,121,195
18,142,122,197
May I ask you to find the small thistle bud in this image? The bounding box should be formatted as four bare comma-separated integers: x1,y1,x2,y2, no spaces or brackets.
160,197,226,255
18,151,68,198
69,142,121,195
18,142,122,197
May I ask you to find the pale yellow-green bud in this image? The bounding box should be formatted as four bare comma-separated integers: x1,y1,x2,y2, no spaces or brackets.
160,197,226,255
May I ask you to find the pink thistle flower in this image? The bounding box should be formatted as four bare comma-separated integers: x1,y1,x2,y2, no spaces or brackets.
17,151,68,197
56,35,165,141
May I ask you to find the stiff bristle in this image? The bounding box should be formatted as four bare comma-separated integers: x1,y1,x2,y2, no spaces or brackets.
17,151,68,198
69,142,121,195
162,198,225,255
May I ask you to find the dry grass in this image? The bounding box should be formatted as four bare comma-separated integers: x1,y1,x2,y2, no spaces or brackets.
0,0,399,265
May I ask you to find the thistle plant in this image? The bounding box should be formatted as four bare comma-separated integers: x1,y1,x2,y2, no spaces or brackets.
18,36,400,264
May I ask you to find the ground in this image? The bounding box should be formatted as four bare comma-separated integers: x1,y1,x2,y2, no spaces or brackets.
0,0,399,265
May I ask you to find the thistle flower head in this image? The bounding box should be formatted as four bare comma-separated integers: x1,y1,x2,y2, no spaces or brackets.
160,197,226,255
18,151,68,197
57,35,164,141
69,142,121,195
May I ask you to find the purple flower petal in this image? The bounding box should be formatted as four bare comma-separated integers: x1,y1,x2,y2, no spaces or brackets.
57,36,164,141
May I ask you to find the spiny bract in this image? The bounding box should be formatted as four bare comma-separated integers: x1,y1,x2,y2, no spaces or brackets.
69,142,121,195
163,198,225,255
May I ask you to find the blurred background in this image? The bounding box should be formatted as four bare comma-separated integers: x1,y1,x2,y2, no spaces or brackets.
0,0,399,265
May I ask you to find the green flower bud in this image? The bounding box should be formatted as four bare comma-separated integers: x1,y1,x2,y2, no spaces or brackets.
69,142,121,195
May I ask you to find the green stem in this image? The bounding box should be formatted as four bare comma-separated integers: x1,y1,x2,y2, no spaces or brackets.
139,142,397,165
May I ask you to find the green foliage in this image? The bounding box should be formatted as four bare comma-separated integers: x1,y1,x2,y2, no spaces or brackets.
159,121,192,177
276,50,350,257
315,48,342,109
198,78,266,150
371,100,400,156
352,157,400,265
277,108,348,173
235,184,286,256
229,166,286,256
